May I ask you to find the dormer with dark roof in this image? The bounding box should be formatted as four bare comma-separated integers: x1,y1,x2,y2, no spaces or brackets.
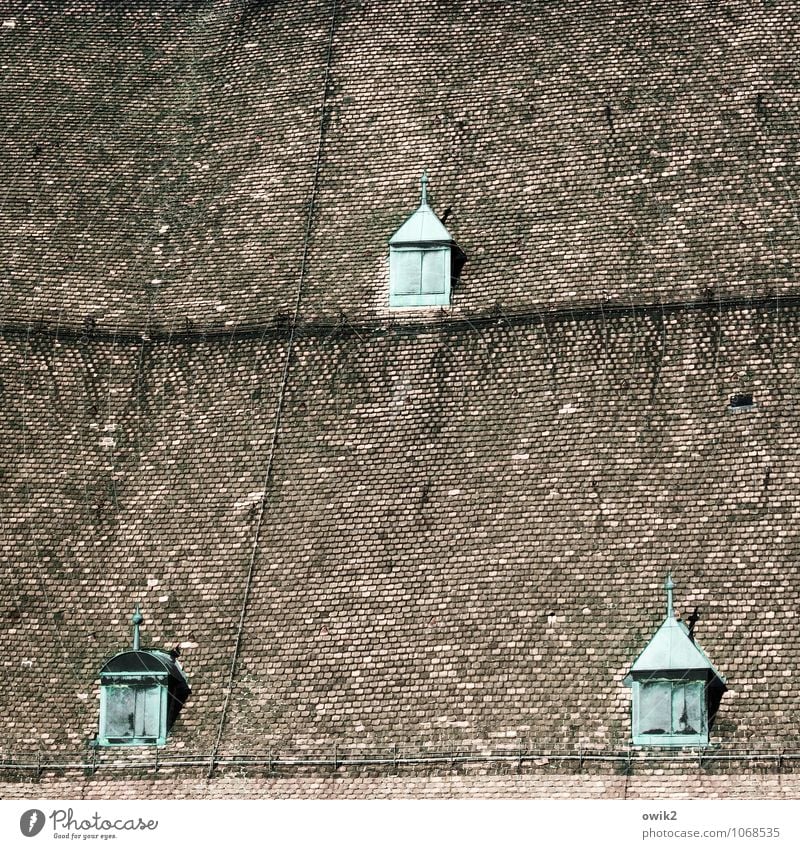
96,607,190,748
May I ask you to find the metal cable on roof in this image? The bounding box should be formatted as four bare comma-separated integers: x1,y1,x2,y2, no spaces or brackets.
3,289,795,343
3,745,800,777
206,0,340,777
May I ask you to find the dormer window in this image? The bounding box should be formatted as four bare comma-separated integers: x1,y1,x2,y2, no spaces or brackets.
728,393,755,412
96,606,190,747
388,173,462,308
624,576,726,747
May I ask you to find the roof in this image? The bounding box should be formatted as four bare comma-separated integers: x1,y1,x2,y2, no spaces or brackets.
0,1,797,330
629,617,725,681
1,0,799,797
100,649,190,688
2,308,795,761
389,202,455,245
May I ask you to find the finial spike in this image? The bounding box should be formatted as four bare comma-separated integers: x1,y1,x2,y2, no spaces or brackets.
132,604,143,651
420,170,429,205
665,574,675,619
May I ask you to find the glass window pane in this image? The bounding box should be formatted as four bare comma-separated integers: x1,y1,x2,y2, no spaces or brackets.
420,249,447,294
672,681,703,735
639,681,671,734
392,250,422,295
105,687,136,738
135,686,161,738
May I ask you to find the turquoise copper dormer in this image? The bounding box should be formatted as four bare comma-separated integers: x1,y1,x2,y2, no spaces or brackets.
388,172,461,308
624,576,726,747
96,606,190,747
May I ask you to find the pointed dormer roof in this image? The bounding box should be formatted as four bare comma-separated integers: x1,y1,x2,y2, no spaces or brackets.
389,172,455,245
630,616,722,675
628,576,726,682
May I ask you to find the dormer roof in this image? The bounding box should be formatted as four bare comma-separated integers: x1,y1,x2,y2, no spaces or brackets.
389,172,456,245
626,576,726,683
389,203,453,245
99,607,191,696
630,616,723,679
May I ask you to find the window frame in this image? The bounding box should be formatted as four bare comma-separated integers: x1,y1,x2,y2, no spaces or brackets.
631,673,709,748
389,244,452,308
97,673,169,747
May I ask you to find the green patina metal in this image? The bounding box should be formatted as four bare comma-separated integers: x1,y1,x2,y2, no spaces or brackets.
131,603,143,651
95,607,190,748
99,678,168,747
388,172,462,308
624,576,726,748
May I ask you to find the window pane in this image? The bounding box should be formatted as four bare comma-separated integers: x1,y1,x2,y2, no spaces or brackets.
135,686,161,738
105,687,136,738
672,681,703,735
420,249,447,294
639,681,671,734
392,251,422,295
